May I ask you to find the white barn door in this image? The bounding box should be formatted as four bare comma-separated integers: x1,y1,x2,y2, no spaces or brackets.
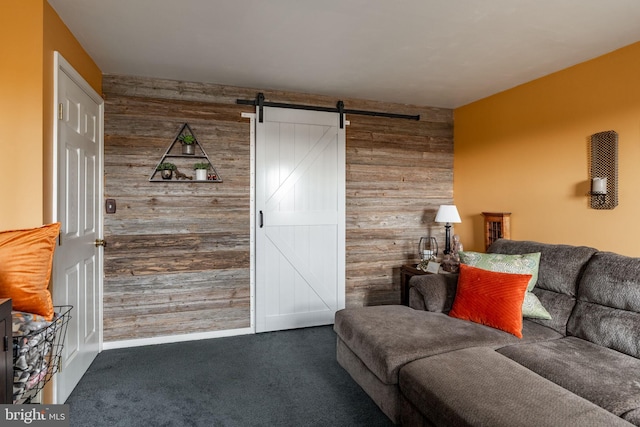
256,107,345,333
52,53,103,403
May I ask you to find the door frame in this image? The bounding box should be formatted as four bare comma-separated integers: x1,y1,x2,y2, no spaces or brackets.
51,51,104,402
243,112,257,333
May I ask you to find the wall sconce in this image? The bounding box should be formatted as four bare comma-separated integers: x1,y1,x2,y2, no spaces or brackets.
589,131,618,210
590,177,607,206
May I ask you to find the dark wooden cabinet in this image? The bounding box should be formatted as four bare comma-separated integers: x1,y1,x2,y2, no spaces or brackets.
482,212,511,251
0,298,11,404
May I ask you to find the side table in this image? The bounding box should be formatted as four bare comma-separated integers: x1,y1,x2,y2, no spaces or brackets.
400,264,431,306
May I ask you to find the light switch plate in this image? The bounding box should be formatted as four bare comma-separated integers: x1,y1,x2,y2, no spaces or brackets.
105,199,116,214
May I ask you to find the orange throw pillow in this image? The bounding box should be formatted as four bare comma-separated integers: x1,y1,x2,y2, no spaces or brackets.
449,264,531,338
0,223,60,320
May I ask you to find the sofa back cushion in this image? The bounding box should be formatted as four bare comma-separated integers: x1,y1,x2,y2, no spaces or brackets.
488,239,597,334
567,251,640,359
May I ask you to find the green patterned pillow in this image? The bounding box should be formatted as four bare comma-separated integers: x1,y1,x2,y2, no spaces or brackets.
459,251,551,320
522,292,552,320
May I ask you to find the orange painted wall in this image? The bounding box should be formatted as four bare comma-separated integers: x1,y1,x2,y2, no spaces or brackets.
0,3,45,228
0,1,101,229
454,42,640,256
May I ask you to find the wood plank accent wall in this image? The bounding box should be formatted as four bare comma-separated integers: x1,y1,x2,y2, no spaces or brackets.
102,74,453,342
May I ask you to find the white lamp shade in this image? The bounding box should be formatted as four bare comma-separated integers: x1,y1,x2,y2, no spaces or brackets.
435,205,461,223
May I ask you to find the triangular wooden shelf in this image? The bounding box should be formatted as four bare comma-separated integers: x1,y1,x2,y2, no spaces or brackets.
149,123,223,182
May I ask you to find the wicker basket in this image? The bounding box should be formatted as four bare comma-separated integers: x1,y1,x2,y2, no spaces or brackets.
12,306,72,404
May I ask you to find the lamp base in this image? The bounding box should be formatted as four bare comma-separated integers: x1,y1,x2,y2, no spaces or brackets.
443,224,452,255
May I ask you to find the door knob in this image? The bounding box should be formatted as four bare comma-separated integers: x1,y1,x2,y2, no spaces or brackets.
94,239,107,248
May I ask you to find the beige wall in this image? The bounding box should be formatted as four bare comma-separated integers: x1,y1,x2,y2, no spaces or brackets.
0,1,101,229
454,42,640,255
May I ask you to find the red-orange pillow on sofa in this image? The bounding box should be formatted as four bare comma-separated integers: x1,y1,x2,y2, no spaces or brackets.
0,223,60,320
449,264,531,338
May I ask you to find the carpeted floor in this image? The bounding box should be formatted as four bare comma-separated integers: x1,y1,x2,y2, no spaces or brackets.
66,326,392,427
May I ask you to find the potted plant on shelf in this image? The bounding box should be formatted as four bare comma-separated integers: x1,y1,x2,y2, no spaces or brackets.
193,162,210,181
156,162,176,180
178,134,196,155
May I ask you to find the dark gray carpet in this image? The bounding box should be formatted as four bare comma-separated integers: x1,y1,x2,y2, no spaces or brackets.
66,326,392,427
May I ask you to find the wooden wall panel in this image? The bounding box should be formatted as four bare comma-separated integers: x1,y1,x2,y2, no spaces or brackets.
102,74,452,341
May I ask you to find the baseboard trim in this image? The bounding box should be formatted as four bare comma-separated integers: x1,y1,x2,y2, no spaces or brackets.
102,327,254,350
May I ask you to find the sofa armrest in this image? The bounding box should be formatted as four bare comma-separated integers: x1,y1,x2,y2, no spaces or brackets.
408,273,458,312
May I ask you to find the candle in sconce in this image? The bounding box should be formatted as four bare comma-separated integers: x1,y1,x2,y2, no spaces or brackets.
592,177,607,195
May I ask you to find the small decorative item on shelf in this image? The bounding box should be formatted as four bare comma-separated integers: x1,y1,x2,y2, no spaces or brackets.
417,237,440,272
179,134,196,155
452,234,463,254
441,234,463,273
440,255,459,273
418,259,441,273
193,162,210,181
174,168,192,180
156,162,176,180
418,237,438,261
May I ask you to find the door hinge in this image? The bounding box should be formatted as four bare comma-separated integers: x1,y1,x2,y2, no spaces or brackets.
58,103,64,120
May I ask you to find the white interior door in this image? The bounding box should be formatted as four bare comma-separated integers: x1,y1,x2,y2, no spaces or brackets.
256,107,345,333
52,53,103,403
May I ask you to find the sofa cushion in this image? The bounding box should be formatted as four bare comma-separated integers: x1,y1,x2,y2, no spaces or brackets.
0,223,60,320
459,251,551,320
449,264,530,337
526,287,576,334
568,251,640,359
497,336,640,423
334,305,562,385
487,240,597,296
488,239,597,334
458,251,551,320
521,291,552,319
399,347,631,427
459,251,541,290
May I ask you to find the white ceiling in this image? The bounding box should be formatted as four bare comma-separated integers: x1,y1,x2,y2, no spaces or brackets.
48,0,640,109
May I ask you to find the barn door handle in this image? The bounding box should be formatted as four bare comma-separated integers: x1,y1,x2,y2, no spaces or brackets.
259,211,264,228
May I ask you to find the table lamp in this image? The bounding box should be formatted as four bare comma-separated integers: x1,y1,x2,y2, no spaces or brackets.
435,205,461,255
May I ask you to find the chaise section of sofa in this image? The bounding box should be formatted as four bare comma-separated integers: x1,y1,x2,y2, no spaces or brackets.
399,347,632,427
334,304,562,421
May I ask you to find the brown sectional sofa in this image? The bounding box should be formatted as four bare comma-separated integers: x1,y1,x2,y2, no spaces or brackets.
334,239,640,426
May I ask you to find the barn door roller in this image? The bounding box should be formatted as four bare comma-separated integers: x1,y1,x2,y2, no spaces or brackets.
237,93,420,128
